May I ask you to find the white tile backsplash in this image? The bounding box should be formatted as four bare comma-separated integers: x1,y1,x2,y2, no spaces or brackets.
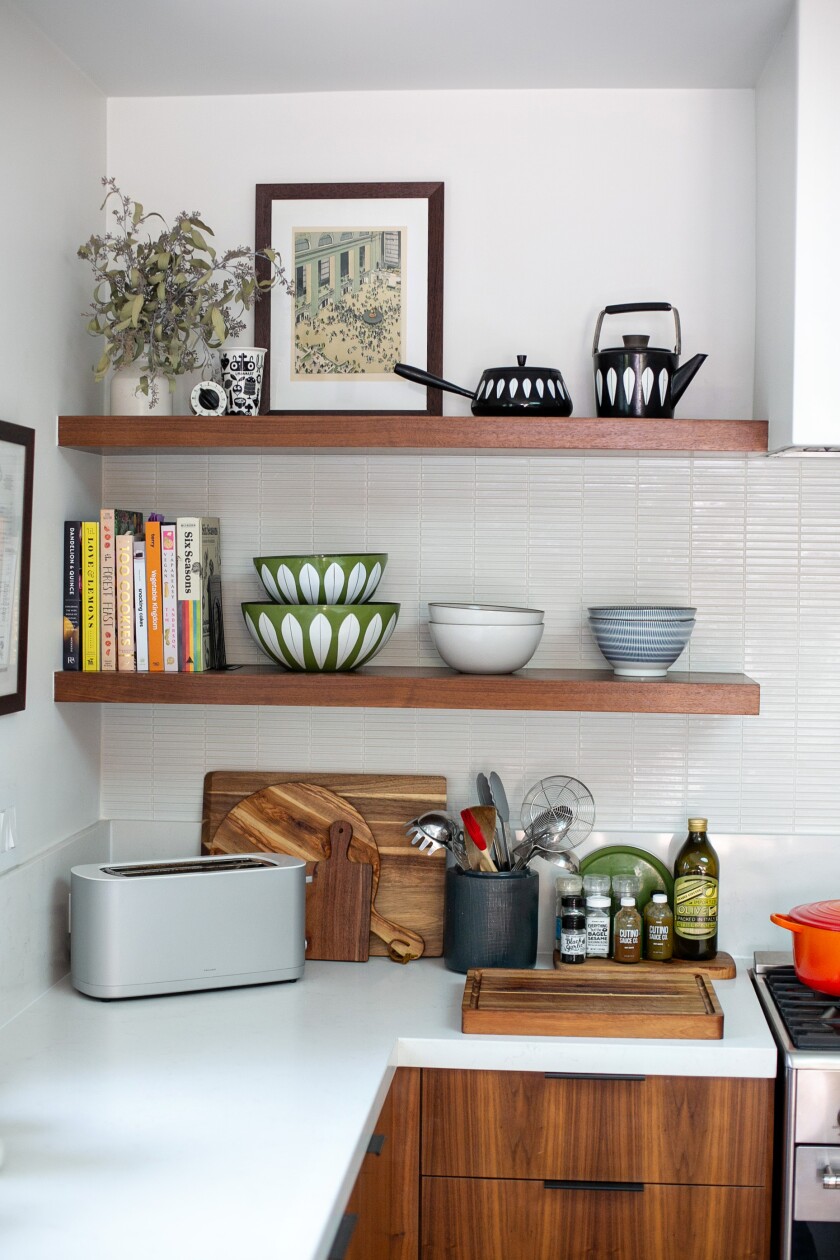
101,452,840,838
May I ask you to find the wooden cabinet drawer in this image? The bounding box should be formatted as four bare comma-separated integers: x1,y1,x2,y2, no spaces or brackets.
421,1175,769,1260
345,1068,420,1260
421,1069,773,1186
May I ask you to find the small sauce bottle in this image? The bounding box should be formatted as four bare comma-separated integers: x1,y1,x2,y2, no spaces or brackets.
555,875,583,950
560,894,587,964
613,897,642,963
644,892,674,961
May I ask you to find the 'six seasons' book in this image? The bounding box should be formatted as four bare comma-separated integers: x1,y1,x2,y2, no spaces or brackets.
81,521,99,672
63,521,81,670
116,534,135,671
177,516,222,672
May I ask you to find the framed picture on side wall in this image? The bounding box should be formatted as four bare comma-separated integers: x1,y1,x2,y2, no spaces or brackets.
255,181,444,414
0,420,34,715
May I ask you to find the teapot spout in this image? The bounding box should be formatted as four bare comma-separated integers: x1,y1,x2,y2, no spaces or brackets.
670,354,707,408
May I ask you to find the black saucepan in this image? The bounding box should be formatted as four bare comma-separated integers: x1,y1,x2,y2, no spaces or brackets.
394,357,573,416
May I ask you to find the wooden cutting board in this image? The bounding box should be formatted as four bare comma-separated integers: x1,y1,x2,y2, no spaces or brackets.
552,950,736,979
315,821,373,961
462,968,724,1039
202,771,447,957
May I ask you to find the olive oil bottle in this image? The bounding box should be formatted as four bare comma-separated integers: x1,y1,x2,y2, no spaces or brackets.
673,817,719,961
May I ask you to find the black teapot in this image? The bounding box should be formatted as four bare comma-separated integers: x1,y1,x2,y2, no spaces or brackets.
592,302,707,419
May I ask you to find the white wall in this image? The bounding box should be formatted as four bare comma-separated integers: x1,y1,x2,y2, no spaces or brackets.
106,88,756,420
0,5,104,863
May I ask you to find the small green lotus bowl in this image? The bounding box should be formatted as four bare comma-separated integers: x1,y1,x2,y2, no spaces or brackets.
253,553,388,605
242,602,400,672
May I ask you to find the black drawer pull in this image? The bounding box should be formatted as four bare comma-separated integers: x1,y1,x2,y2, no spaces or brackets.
544,1072,645,1082
366,1133,386,1156
328,1213,358,1260
544,1180,644,1193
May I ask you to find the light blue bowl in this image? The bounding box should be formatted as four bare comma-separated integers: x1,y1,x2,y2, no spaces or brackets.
588,605,696,622
589,614,695,677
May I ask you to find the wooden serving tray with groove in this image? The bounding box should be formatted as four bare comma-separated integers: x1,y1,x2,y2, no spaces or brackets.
551,950,736,979
462,968,724,1039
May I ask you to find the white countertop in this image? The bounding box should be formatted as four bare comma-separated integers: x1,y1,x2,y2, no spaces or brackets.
0,957,776,1260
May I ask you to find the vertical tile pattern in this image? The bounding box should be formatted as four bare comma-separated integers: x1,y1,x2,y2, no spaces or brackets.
101,451,840,835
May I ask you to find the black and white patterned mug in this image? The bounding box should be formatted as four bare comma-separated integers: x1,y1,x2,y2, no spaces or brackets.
219,346,266,415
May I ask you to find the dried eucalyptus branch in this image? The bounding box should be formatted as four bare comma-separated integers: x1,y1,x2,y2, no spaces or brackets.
78,177,293,402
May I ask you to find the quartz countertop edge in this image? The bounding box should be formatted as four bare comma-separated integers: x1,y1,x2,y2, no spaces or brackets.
0,958,776,1260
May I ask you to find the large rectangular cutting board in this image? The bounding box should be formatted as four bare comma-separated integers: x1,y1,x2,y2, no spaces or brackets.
202,772,447,957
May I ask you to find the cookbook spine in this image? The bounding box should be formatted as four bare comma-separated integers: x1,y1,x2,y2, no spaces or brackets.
99,509,117,671
160,523,179,672
176,517,201,671
145,521,164,672
116,533,136,671
133,539,149,672
62,521,82,670
200,517,222,671
81,521,100,672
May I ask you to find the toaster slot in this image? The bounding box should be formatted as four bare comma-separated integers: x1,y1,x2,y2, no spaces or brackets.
101,856,277,877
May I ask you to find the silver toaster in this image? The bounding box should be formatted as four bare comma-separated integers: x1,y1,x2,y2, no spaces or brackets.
70,853,306,999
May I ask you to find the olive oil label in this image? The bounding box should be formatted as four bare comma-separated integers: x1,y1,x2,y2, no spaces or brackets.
674,875,718,939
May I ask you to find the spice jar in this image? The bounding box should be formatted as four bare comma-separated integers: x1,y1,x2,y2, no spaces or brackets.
560,894,587,964
613,897,642,963
583,874,611,898
555,875,584,948
644,892,674,961
585,895,611,958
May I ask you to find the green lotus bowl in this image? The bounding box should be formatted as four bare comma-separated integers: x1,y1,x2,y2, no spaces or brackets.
253,553,388,606
242,602,400,672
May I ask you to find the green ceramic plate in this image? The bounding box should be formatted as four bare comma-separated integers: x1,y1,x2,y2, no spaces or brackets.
579,844,674,906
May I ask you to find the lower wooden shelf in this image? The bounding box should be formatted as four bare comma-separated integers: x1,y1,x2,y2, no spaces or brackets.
53,665,760,714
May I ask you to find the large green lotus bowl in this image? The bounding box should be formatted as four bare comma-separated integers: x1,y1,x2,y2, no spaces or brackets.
253,553,388,606
242,602,400,672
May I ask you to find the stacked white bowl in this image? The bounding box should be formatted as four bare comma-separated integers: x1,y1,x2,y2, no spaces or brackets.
428,603,544,674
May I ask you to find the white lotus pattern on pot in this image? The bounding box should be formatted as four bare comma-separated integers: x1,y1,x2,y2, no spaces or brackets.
260,564,282,602
607,367,617,404
244,612,262,652
659,368,669,405
309,613,332,668
259,612,285,664
357,613,383,662
379,612,398,651
623,367,635,403
595,369,603,406
642,367,654,404
360,563,382,603
344,562,367,603
323,563,344,604
299,563,320,604
335,614,361,668
280,613,307,668
277,564,299,603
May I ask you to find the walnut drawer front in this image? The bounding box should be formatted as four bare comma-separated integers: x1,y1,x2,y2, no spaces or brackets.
421,1175,769,1260
421,1069,773,1186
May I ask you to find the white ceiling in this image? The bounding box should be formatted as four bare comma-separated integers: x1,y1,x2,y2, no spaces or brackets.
13,0,793,95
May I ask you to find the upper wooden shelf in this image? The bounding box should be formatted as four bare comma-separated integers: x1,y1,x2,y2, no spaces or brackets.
58,414,769,455
53,666,760,715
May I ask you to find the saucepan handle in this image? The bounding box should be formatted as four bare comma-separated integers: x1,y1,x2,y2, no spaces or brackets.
770,913,803,934
393,362,476,400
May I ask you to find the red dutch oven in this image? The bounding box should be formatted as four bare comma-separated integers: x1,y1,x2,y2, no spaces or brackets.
771,900,840,995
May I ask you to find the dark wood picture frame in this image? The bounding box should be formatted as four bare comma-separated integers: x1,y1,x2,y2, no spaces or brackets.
255,182,444,415
0,420,34,715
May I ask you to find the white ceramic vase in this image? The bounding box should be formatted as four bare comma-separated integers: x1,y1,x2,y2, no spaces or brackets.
109,363,174,416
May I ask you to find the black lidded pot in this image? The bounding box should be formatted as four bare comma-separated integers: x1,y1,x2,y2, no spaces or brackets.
592,302,707,419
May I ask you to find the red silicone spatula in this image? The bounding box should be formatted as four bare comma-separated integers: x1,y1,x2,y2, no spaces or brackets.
460,808,498,873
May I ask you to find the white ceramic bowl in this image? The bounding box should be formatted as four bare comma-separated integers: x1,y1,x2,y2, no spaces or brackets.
429,621,543,673
429,602,544,626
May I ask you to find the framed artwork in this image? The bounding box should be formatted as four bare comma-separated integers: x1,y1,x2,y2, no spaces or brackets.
0,420,34,715
255,182,444,414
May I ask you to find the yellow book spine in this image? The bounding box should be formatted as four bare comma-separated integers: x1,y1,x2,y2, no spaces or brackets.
81,522,100,671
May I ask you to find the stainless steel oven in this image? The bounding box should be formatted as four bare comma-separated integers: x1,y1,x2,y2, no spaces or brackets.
752,953,840,1260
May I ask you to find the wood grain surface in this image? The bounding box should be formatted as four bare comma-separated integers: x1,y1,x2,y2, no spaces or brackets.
345,1068,420,1260
54,666,761,715
312,822,372,961
58,414,769,453
202,772,446,957
552,950,737,978
461,967,724,1038
421,1069,773,1187
421,1177,769,1260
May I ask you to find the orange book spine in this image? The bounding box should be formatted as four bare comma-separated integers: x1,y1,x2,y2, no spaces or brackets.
145,521,164,671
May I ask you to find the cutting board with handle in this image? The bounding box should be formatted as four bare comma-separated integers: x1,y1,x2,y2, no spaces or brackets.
315,821,372,961
203,774,442,960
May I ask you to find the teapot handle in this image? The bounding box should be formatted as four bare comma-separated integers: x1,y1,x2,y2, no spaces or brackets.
593,303,681,356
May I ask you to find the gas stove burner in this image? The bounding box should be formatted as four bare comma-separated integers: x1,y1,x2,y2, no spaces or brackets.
764,966,840,1049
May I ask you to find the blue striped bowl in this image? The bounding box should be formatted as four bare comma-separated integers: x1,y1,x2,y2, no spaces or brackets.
588,613,695,677
588,605,696,622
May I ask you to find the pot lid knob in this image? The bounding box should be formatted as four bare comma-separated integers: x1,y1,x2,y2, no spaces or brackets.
623,335,650,349
517,355,527,367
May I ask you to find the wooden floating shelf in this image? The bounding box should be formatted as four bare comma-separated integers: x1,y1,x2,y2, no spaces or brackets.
53,666,760,715
58,414,768,455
